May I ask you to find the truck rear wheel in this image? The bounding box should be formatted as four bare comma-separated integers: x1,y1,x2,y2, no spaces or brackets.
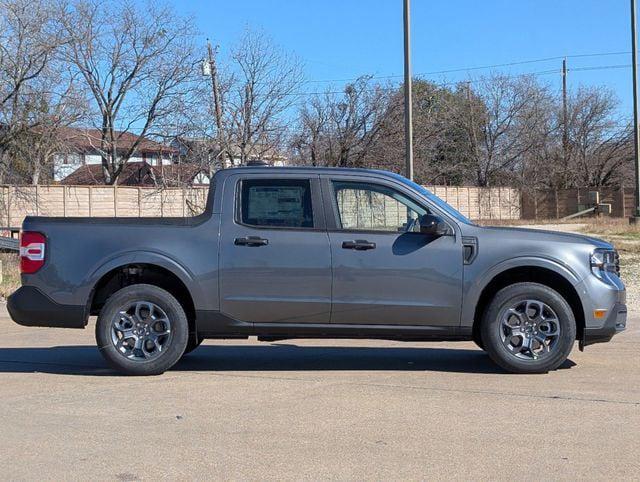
95,284,188,375
480,282,576,374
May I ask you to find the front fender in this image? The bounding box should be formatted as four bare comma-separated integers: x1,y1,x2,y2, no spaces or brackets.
461,256,585,327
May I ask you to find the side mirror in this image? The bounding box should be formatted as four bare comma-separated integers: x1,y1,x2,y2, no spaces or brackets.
419,214,451,236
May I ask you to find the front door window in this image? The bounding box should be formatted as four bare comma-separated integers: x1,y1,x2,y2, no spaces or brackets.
332,181,427,233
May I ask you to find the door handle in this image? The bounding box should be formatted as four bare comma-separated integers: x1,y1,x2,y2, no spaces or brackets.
342,240,376,251
235,236,269,247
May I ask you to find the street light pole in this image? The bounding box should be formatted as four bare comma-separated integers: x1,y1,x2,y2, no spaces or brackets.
403,0,414,181
631,0,640,220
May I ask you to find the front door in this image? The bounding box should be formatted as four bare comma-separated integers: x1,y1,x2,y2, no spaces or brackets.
325,177,463,326
219,174,331,324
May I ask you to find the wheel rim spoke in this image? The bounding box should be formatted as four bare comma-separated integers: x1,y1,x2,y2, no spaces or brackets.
115,337,134,356
499,299,561,362
150,334,163,352
110,300,172,362
150,322,170,337
134,302,155,324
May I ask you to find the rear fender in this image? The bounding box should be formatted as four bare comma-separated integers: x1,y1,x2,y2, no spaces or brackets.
85,250,206,311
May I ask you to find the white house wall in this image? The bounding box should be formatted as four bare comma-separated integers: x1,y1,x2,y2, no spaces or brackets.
54,153,173,182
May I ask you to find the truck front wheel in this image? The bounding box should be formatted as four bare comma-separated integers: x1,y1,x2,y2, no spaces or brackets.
95,284,189,375
480,282,576,374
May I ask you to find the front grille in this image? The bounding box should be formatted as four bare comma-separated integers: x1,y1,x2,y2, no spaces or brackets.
614,251,620,276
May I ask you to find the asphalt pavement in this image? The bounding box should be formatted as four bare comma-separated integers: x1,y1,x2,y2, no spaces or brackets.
0,305,637,480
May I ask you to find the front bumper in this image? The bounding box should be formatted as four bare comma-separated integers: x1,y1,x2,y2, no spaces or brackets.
7,286,86,328
580,302,627,349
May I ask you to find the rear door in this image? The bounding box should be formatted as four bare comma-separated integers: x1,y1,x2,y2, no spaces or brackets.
219,173,331,324
323,175,463,327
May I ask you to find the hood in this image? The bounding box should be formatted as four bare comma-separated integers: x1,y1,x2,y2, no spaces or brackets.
478,226,614,250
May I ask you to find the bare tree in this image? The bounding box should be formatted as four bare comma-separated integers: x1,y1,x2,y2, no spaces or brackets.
518,85,633,190
291,95,328,166
60,0,199,184
460,74,552,187
292,77,392,168
223,30,303,165
563,87,631,187
7,71,87,184
0,0,68,182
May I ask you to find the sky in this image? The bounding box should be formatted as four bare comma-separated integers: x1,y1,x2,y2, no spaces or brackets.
175,0,635,119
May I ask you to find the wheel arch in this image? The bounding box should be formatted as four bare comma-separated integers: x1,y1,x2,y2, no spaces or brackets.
469,262,586,344
87,255,200,334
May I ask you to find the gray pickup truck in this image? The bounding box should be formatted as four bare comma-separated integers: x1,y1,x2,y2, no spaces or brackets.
8,167,626,375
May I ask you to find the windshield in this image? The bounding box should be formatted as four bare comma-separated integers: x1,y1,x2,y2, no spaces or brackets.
387,172,475,225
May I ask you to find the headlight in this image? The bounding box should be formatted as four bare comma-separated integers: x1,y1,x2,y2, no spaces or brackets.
590,249,620,279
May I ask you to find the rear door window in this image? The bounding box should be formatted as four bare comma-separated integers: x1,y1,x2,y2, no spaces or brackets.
240,179,314,228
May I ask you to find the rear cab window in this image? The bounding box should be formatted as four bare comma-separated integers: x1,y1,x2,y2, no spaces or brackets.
239,178,314,228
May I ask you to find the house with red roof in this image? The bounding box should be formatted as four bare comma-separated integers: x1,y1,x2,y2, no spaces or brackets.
54,127,178,182
60,161,210,186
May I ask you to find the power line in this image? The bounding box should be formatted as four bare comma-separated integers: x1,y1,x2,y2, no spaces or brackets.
285,63,635,98
570,64,631,71
284,68,561,97
303,51,631,84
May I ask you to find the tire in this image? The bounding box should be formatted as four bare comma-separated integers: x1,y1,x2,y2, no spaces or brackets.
183,335,204,355
480,282,576,374
95,284,189,375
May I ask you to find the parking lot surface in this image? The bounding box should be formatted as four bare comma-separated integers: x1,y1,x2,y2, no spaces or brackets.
0,305,638,480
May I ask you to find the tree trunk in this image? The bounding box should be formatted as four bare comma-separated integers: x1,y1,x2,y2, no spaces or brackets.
31,165,41,185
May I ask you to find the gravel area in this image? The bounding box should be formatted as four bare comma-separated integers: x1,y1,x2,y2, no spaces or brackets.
617,252,640,314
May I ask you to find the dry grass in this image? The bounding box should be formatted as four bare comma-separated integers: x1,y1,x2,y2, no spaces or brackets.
577,218,640,241
575,218,640,255
479,217,597,227
0,253,20,300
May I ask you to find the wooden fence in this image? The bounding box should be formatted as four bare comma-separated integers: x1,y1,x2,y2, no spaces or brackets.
0,184,520,228
522,187,635,219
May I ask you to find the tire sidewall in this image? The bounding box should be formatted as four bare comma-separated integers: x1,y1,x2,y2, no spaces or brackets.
96,284,189,375
481,283,576,374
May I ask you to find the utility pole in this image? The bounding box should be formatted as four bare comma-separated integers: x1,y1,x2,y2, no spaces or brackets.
562,58,569,175
206,40,225,170
631,0,640,221
403,0,414,181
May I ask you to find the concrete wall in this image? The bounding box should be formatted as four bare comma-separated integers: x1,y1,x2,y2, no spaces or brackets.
0,184,520,229
0,185,208,227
